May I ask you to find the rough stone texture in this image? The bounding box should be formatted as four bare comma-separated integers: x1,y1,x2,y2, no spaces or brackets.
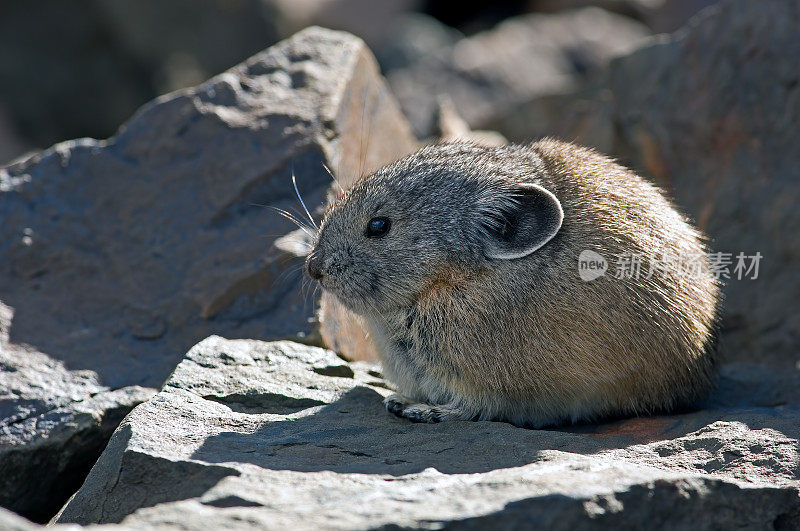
0,302,155,523
493,0,800,369
57,337,800,529
0,27,416,520
387,7,650,138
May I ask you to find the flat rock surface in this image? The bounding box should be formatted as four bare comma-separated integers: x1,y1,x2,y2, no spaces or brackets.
0,26,416,520
58,337,800,529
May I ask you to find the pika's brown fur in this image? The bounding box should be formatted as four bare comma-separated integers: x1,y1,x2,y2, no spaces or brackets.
307,139,719,427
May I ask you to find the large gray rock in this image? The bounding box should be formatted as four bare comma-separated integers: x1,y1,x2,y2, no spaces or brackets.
0,27,416,520
387,7,650,138
57,337,800,529
494,0,800,369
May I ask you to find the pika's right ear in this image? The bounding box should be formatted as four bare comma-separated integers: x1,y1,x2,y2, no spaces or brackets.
479,183,563,260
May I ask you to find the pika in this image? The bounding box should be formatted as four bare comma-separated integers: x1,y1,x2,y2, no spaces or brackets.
306,139,719,427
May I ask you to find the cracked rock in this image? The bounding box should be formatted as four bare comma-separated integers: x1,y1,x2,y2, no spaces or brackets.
0,27,416,521
56,337,800,529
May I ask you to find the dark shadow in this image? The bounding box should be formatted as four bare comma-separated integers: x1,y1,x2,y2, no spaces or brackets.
434,477,800,530
192,384,800,478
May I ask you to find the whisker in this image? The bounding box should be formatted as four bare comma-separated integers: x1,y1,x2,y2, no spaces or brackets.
322,162,345,195
263,205,315,237
292,163,318,230
274,262,305,287
254,203,308,227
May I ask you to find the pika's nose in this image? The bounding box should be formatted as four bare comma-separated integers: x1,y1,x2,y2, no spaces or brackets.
306,252,324,280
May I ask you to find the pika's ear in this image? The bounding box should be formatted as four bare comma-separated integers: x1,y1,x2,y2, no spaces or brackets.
480,183,563,260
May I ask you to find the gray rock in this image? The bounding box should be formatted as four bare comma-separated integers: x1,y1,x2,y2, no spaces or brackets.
495,0,800,369
57,337,800,529
486,80,615,152
388,7,650,138
607,0,800,369
271,0,423,52
0,0,291,164
0,27,416,520
0,302,155,523
374,12,463,72
531,0,719,33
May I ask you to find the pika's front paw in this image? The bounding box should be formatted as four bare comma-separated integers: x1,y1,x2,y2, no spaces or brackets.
399,403,446,423
384,394,410,417
383,394,468,424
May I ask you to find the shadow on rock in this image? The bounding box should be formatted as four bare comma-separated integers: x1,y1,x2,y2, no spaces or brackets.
193,385,800,478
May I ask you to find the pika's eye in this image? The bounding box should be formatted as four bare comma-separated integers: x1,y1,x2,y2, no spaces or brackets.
365,217,391,238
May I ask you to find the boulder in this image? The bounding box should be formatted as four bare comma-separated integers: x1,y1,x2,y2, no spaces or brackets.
57,337,800,529
0,27,416,520
494,0,800,369
373,12,463,73
387,7,650,138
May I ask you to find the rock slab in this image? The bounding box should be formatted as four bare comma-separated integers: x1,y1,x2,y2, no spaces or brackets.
58,337,800,529
0,26,416,520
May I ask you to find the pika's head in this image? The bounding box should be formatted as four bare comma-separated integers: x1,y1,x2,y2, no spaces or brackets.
306,144,563,316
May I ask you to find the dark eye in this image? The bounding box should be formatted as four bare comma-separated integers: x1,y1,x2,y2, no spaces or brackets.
365,217,391,238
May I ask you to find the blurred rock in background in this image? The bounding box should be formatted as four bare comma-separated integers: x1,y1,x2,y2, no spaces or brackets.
0,0,421,166
529,0,717,32
0,0,717,165
386,7,650,138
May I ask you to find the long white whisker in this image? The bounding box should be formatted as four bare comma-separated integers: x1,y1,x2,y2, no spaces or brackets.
253,202,312,231
322,162,345,195
265,205,315,237
292,164,318,230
